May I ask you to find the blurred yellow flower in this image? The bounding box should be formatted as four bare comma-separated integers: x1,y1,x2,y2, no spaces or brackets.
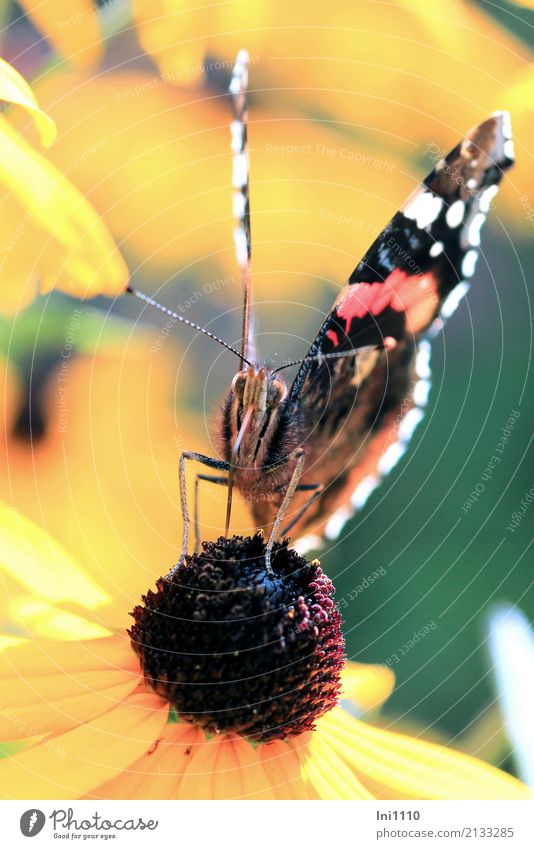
17,0,102,71
29,69,417,303
133,0,529,138
130,0,533,222
0,507,530,800
0,58,56,147
16,0,531,310
0,327,254,635
0,58,128,314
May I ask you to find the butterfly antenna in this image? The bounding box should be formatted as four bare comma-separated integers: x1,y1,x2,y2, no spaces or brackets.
229,49,254,369
127,286,251,364
272,346,382,375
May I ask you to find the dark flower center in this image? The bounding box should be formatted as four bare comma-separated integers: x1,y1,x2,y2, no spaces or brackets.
129,533,345,742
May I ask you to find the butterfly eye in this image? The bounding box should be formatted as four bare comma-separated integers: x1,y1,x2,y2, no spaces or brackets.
269,379,287,405
231,372,248,397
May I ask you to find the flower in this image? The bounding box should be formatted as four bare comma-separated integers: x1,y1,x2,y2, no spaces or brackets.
129,534,345,742
0,58,128,314
488,606,534,789
0,340,325,640
29,69,415,298
0,510,529,800
16,0,103,71
19,3,534,299
131,0,531,151
0,324,252,635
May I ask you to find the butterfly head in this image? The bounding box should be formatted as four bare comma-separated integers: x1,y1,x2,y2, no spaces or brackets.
223,365,288,467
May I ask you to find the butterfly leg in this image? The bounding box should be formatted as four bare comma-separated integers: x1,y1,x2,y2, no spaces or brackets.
167,451,230,578
279,482,324,538
193,473,229,554
265,448,305,573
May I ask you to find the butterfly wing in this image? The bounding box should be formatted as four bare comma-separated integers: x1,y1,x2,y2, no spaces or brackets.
287,112,513,541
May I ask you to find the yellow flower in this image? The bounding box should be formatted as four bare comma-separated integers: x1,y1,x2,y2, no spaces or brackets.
130,0,533,222
30,69,416,299
0,509,529,800
132,0,529,138
0,59,128,314
16,0,102,71
0,329,252,634
19,1,532,299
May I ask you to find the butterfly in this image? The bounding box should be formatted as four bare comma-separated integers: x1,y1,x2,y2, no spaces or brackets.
128,51,514,571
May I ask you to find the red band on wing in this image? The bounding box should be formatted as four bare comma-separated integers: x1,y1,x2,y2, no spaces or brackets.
336,269,440,337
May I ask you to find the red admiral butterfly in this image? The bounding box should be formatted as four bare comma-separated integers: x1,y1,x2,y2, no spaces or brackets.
128,51,514,571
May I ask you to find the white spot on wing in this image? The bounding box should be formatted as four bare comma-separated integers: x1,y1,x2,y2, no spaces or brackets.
229,50,249,95
480,185,499,213
404,191,443,229
294,534,321,556
232,152,248,188
462,249,478,278
416,339,432,379
446,200,465,228
413,378,431,407
233,226,248,266
325,508,352,541
494,109,512,140
429,241,444,258
398,407,425,443
440,281,470,319
230,120,243,152
467,212,486,247
504,139,515,160
351,476,379,510
377,442,407,475
233,191,246,219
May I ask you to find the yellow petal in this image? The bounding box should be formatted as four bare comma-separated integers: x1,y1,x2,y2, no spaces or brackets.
178,733,277,800
0,634,140,740
0,501,109,609
0,634,25,651
341,661,395,710
8,596,112,641
229,736,276,800
0,633,137,680
320,707,532,800
0,347,251,630
88,723,204,800
0,116,128,312
30,71,414,299
18,0,102,72
131,0,529,150
203,735,276,800
132,0,211,86
0,58,56,147
178,736,219,800
298,732,373,799
0,691,168,799
210,737,245,800
259,739,313,799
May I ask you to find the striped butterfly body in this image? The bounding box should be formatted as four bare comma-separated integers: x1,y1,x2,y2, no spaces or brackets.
129,53,514,570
